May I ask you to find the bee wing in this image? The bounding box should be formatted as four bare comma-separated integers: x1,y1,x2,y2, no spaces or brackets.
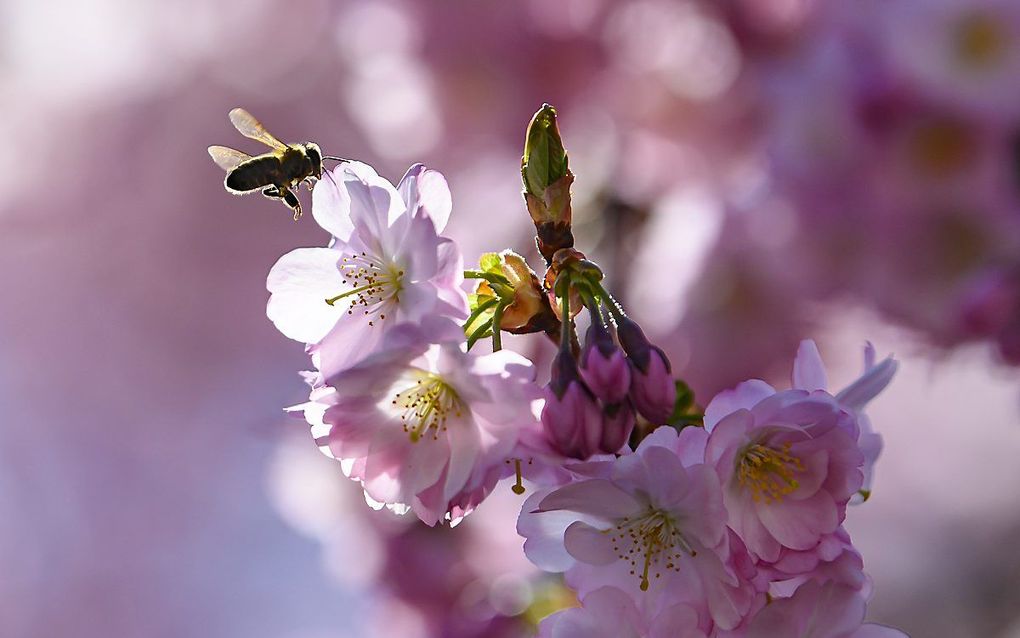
228,107,287,150
207,145,252,171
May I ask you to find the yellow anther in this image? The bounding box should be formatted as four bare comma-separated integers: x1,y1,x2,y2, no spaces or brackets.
737,442,805,504
392,373,461,442
602,508,693,591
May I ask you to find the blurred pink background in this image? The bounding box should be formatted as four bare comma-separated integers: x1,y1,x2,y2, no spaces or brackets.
2,1,1020,636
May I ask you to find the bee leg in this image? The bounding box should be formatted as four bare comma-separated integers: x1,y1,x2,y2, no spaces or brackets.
261,185,301,219
281,187,302,220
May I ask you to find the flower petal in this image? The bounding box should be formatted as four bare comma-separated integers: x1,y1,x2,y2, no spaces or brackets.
398,163,453,233
705,380,776,431
266,247,345,344
836,357,897,412
311,170,354,242
758,490,838,550
564,521,617,565
792,340,828,391
519,489,577,572
536,479,642,520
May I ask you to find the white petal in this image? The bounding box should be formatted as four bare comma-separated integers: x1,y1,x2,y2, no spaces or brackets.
266,248,345,344
312,169,355,242
397,163,453,233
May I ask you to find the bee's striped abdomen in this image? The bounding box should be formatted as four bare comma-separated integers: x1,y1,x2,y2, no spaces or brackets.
225,155,286,193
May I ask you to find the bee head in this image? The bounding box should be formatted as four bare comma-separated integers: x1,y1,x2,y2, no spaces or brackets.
305,143,323,178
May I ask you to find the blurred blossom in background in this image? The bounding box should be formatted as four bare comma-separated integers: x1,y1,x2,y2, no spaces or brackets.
2,0,1020,637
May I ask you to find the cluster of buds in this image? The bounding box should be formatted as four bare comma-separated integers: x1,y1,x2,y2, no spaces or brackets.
465,106,678,460
541,251,676,459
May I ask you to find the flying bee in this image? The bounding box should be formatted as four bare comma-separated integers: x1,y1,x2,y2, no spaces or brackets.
208,108,342,220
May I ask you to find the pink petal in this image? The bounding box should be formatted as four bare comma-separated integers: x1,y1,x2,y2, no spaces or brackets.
564,521,617,565
705,409,754,468
836,357,898,412
705,380,776,431
397,163,453,233
396,211,440,281
314,312,388,380
536,479,642,520
758,490,838,550
649,604,706,638
443,417,481,501
793,340,828,391
675,426,709,467
519,490,578,572
433,238,468,316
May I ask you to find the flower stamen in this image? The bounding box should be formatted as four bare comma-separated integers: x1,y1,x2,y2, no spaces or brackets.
737,442,805,504
324,252,405,324
392,373,462,442
605,509,693,591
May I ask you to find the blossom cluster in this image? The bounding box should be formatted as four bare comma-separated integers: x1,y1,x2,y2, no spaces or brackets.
256,106,906,636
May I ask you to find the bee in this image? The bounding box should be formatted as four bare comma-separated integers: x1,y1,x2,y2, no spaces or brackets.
208,108,342,220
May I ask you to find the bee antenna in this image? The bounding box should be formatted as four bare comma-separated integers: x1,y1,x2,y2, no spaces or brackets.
322,156,350,163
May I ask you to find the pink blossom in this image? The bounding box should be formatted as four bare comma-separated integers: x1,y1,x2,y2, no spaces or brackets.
700,390,860,562
518,426,756,630
742,580,907,638
266,161,467,379
299,319,538,526
696,341,894,561
757,528,870,599
537,586,710,638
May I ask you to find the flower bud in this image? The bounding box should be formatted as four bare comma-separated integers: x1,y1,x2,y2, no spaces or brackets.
616,315,677,424
522,104,574,264
544,248,588,321
473,251,558,335
579,321,631,404
599,401,635,454
542,350,603,459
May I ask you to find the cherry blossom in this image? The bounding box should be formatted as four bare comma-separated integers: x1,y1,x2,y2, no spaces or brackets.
267,161,467,379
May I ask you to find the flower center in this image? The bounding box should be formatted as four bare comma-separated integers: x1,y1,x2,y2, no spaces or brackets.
605,508,694,591
392,373,462,442
324,251,404,326
955,12,1007,69
737,442,804,504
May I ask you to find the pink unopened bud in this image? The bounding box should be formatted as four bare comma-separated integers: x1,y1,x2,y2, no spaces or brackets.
629,350,676,423
579,322,631,404
542,351,603,459
599,401,635,454
616,316,676,424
